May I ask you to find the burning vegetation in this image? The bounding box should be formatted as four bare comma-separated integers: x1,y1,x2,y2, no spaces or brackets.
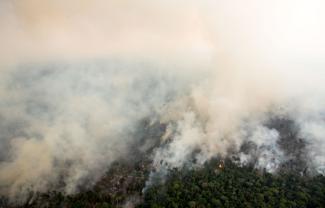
1,119,325,208
1,0,325,207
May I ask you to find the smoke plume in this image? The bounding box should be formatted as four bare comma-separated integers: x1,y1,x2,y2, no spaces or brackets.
1,0,325,202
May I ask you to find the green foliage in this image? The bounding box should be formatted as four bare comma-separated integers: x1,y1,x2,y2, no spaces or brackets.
6,160,325,207
141,159,325,208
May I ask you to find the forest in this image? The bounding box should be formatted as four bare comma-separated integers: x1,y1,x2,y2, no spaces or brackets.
3,158,324,208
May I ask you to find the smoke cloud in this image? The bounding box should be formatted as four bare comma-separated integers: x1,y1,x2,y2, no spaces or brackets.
1,0,325,202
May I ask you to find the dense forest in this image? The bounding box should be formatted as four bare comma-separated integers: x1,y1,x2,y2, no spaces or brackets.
3,158,325,208
142,159,325,208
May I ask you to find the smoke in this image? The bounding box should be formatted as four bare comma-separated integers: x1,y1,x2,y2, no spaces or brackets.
0,61,197,201
1,0,325,202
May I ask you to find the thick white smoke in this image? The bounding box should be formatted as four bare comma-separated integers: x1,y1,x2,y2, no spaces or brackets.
0,62,198,201
1,0,325,202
